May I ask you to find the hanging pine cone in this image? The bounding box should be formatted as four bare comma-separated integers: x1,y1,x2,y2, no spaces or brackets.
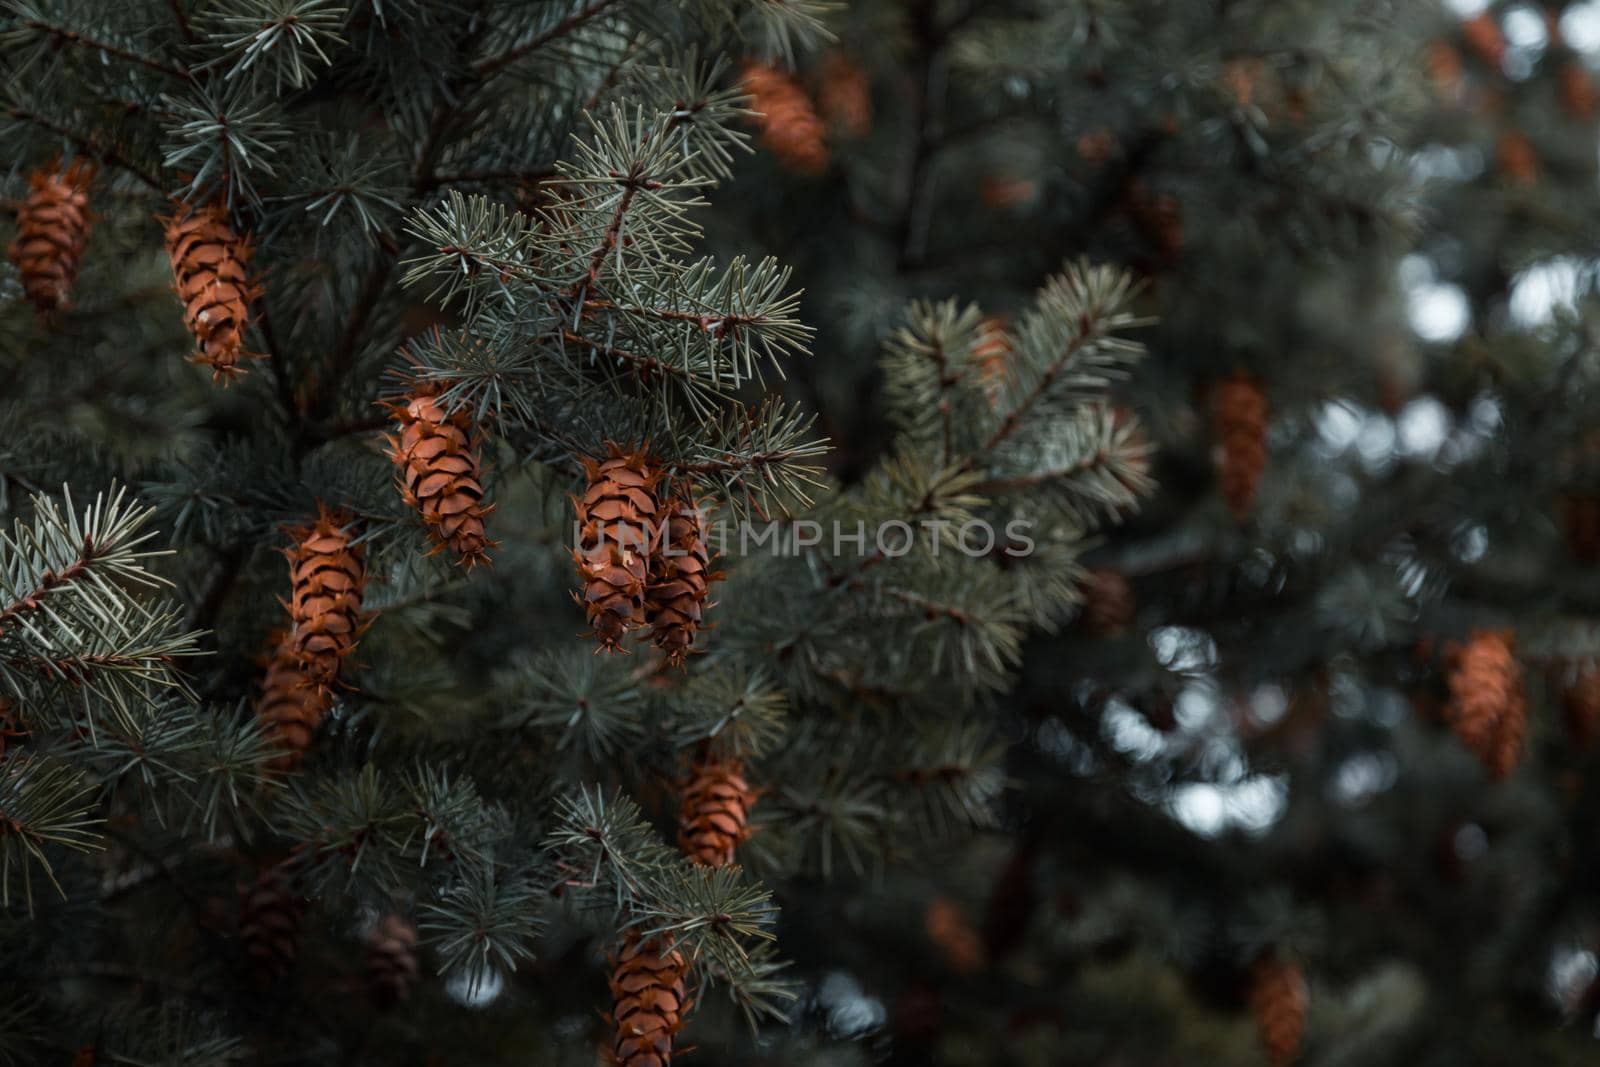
239,865,305,983
255,636,332,770
1081,568,1136,637
816,52,872,138
8,161,93,315
647,497,720,666
1211,371,1269,523
972,315,1010,408
384,384,495,569
609,933,689,1067
1462,12,1506,70
1249,955,1308,1067
365,913,421,1005
678,753,757,867
1445,629,1527,781
1495,130,1539,186
924,896,985,975
283,507,366,686
1561,60,1598,122
573,444,662,653
740,61,829,175
163,202,261,383
1563,665,1600,750
1124,178,1185,262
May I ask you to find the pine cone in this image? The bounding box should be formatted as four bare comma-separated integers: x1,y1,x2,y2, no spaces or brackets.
678,753,757,867
816,52,872,138
8,161,93,315
573,444,662,653
1081,568,1136,636
1249,956,1308,1067
1564,665,1600,750
163,202,261,383
1125,178,1185,261
1445,629,1527,781
239,866,305,983
924,896,984,975
1495,130,1539,186
972,315,1011,408
281,507,367,686
1562,60,1598,122
609,933,689,1067
365,913,421,1005
647,498,720,666
1211,371,1269,522
741,61,829,175
255,637,332,769
385,384,495,568
1462,12,1506,69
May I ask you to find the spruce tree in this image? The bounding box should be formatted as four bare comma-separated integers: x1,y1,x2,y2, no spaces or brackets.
3,1,1599,1065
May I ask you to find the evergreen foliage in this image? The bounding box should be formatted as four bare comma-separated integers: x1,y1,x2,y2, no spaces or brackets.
3,0,1600,1065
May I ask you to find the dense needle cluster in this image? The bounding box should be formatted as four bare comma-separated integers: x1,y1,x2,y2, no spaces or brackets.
163,202,261,382
1445,629,1527,781
7,161,93,315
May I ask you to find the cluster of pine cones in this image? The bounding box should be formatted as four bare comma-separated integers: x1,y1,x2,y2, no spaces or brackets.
572,444,721,664
740,51,871,176
607,748,759,1066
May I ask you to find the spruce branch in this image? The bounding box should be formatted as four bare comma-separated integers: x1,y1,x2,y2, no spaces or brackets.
418,854,545,979
0,751,102,910
496,647,645,760
197,0,347,92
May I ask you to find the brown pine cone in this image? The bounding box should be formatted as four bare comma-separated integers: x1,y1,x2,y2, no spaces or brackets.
924,896,984,975
8,161,93,315
678,753,757,868
365,913,421,1005
573,444,662,653
1562,60,1598,122
385,384,495,569
609,933,689,1067
1081,568,1136,637
1495,130,1539,186
239,866,305,983
1125,178,1185,261
1211,371,1269,522
1249,956,1308,1067
163,202,261,383
255,636,332,770
647,498,721,666
741,61,829,175
1462,12,1506,69
972,315,1011,409
283,507,366,685
1564,665,1600,750
816,52,872,138
1445,629,1527,781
